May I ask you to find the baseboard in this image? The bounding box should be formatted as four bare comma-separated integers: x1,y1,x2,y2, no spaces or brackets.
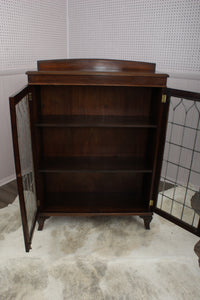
0,174,16,187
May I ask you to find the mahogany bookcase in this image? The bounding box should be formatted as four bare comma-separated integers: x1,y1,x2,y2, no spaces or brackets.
10,59,169,251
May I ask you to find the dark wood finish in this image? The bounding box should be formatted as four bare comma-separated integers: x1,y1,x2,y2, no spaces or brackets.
4,178,179,209
29,86,44,210
9,86,29,105
10,59,169,251
140,215,153,229
44,172,149,193
39,85,153,117
150,89,170,209
37,59,156,72
166,88,200,102
41,127,155,158
28,59,168,87
39,157,153,173
27,71,168,87
40,211,153,217
36,115,157,128
42,192,148,213
9,87,32,252
37,216,49,231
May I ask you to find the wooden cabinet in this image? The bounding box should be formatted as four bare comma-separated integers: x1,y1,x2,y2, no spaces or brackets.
10,59,169,251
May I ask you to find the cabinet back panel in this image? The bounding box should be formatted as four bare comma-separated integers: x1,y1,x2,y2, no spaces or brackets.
41,127,154,158
43,192,148,213
40,86,152,117
44,172,144,193
42,172,151,212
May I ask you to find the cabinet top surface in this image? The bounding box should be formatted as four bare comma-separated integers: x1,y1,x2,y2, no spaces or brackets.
26,59,168,87
27,70,168,77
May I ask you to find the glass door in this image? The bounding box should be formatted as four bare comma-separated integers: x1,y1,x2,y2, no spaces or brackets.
154,88,200,237
10,86,38,251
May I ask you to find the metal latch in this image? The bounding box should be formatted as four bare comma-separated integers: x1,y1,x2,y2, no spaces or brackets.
28,92,32,101
162,94,167,103
149,200,154,206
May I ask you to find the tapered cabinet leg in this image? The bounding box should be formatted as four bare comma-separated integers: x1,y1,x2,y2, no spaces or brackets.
37,216,50,231
140,215,153,230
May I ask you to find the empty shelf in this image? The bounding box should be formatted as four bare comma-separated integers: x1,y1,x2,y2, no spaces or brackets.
39,157,153,173
36,115,157,128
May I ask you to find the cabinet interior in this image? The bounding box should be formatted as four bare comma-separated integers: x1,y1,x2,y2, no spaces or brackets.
33,85,160,213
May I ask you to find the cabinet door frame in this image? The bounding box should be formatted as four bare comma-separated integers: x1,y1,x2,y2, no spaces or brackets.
10,85,38,252
153,88,200,237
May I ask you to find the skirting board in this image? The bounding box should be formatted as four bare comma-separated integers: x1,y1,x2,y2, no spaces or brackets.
0,174,16,187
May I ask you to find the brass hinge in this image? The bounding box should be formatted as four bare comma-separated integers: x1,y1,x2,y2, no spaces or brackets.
161,94,167,103
28,92,32,101
37,200,40,206
149,200,154,206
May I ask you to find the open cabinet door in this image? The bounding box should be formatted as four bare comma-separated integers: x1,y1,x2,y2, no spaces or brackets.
154,88,200,237
10,86,38,252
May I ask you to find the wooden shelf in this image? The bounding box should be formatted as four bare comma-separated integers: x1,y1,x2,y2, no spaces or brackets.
43,192,148,213
39,157,153,173
36,115,157,128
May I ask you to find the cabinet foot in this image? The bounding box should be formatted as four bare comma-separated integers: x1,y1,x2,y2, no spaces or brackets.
37,216,49,231
140,215,153,230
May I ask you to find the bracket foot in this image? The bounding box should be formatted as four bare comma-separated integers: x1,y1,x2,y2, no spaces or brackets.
37,216,50,231
140,215,153,230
